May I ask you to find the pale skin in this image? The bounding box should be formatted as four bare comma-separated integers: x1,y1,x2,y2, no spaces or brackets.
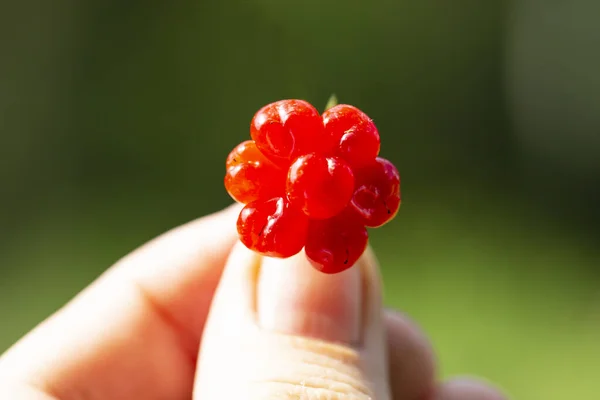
0,205,507,399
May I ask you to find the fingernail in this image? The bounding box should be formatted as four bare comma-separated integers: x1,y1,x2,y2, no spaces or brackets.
257,251,362,344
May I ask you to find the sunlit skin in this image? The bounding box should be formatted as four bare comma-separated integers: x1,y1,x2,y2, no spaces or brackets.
0,204,506,400
225,99,401,273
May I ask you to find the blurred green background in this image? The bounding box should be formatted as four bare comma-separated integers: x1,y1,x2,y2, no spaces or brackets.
2,1,600,398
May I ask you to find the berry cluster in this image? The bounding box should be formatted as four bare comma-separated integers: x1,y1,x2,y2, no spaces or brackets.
224,99,401,274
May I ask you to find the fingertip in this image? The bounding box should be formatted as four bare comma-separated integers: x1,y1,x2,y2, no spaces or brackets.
435,377,508,400
120,203,242,267
195,245,391,399
186,202,243,235
384,308,437,400
208,240,261,321
220,202,245,217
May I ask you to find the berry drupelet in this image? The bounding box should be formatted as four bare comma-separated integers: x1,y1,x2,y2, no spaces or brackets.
224,99,401,274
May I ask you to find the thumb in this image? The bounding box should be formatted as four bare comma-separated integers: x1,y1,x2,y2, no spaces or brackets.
193,242,391,399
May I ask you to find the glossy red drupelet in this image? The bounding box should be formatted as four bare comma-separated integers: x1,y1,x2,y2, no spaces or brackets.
322,104,380,168
305,215,369,274
224,140,285,204
286,154,355,220
237,197,308,258
224,99,401,274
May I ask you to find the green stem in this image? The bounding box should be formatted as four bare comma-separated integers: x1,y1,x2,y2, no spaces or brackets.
324,94,338,112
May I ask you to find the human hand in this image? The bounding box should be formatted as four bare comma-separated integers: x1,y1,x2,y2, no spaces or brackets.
0,205,507,399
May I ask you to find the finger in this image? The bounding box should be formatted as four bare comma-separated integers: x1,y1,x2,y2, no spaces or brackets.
0,204,241,400
0,383,55,400
434,378,507,400
385,309,436,400
114,203,242,344
194,244,391,399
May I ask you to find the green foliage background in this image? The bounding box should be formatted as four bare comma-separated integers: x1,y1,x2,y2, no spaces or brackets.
2,1,600,398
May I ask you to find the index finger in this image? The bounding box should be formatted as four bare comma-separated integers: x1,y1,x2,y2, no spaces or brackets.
0,204,241,400
115,203,242,342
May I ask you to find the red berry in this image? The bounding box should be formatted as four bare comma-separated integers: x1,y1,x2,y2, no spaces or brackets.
225,139,266,169
226,99,401,274
348,157,401,227
224,140,285,204
305,216,369,274
237,197,309,258
286,153,355,220
250,100,329,167
322,104,380,168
